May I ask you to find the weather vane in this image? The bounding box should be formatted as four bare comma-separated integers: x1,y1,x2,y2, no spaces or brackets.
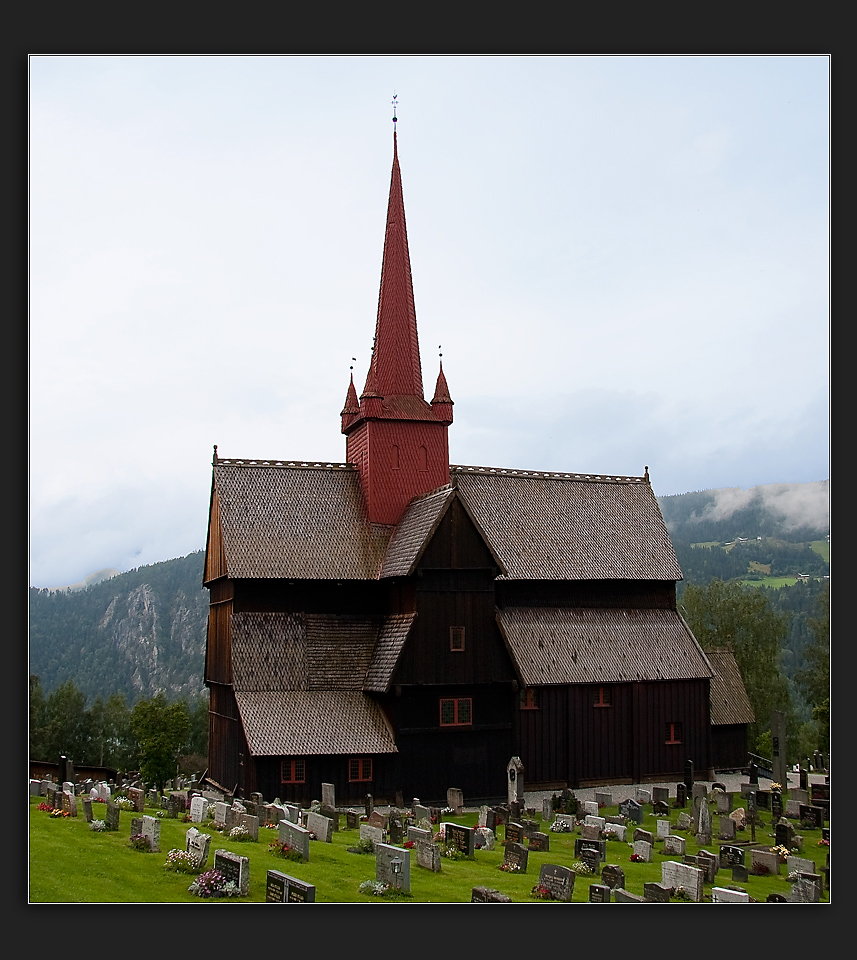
392,92,398,125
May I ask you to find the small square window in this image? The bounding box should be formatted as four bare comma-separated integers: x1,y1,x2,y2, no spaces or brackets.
281,758,305,783
348,757,373,782
450,626,465,651
593,686,611,708
440,697,473,726
520,688,539,710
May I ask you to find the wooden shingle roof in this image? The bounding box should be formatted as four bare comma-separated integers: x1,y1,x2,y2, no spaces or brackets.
213,459,391,580
496,607,713,686
453,465,683,581
363,614,418,692
234,690,398,757
706,647,755,726
380,486,456,578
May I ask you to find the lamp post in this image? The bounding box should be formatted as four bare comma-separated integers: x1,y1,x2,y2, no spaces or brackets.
390,857,402,891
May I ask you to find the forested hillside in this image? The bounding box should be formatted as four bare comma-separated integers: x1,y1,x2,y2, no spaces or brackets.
29,551,208,704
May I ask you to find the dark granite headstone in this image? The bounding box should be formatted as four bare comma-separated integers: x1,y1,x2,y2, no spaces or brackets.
719,844,745,868
589,883,611,902
537,863,575,902
644,882,672,903
503,842,528,873
528,831,550,852
471,886,512,902
601,864,625,889
675,782,687,807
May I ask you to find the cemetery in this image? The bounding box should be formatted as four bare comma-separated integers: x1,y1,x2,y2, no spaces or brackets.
28,768,831,903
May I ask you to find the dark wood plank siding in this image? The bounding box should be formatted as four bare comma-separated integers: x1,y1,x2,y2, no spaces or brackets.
630,679,711,781
711,724,749,771
251,754,399,807
208,681,242,792
204,579,234,685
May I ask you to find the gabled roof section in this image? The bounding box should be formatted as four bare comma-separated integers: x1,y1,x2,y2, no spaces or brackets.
212,459,392,579
453,465,683,581
380,485,457,578
706,646,755,726
234,690,398,757
363,613,418,693
496,607,713,687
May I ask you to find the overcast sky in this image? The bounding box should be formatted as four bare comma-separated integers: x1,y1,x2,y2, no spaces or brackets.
28,54,830,589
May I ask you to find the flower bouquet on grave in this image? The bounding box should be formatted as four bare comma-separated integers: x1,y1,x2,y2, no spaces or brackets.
163,849,198,874
571,860,594,875
50,808,70,819
630,854,644,862
550,819,573,833
188,868,240,898
531,884,553,900
228,824,252,842
267,839,305,862
37,802,53,812
818,837,829,847
115,796,134,810
359,879,391,897
128,833,152,852
770,844,790,863
498,861,521,873
89,819,106,832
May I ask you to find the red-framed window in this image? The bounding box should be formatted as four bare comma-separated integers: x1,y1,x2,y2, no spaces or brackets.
666,722,683,744
450,626,465,652
348,757,373,782
281,758,306,783
593,686,611,708
520,687,539,710
440,697,473,726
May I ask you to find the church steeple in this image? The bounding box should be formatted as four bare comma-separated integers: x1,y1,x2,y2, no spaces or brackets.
342,108,453,526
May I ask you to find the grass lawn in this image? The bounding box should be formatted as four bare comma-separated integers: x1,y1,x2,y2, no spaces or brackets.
28,794,830,904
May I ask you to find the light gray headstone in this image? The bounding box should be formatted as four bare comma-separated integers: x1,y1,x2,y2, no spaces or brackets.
633,840,653,862
375,842,411,892
185,827,211,869
657,819,671,839
662,860,704,902
712,886,750,903
306,810,333,843
278,819,311,861
141,815,161,852
359,823,384,851
213,849,249,895
663,834,686,857
321,783,336,808
415,839,442,872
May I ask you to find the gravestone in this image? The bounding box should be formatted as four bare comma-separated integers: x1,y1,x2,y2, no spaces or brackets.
447,787,465,814
189,795,207,823
771,791,783,820
574,837,606,863
633,840,653,862
580,823,602,841
728,807,746,830
415,839,442,872
695,795,712,844
127,787,145,813
775,819,795,850
505,822,525,845
750,848,780,876
62,791,78,817
712,887,750,903
444,823,475,857
684,759,694,795
653,800,670,817
213,849,249,896
167,794,183,819
528,831,550,852
589,883,611,902
583,800,599,818
662,860,704,902
552,813,576,833
732,865,750,883
663,834,686,857
509,800,523,822
697,849,719,882
319,804,340,831
600,864,625,890
239,813,259,841
279,820,311,861
643,882,672,903
675,782,687,807
632,827,653,845
359,823,384,851
719,815,736,840
321,782,336,808
366,809,388,830
475,826,495,850
503,842,528,873
657,819,671,840
715,791,733,814
602,822,626,841
265,869,316,903
676,811,693,831
635,787,652,805
613,887,647,902
799,804,824,828
306,811,334,843
471,887,512,902
413,803,430,825
789,876,821,903
364,793,373,818
594,791,612,808
652,786,670,805
407,825,432,845
250,791,263,806
105,800,120,831
346,810,361,830
719,844,745,868
375,842,411,893
388,817,404,846
618,798,643,823
185,827,211,870
83,798,93,823
537,863,575,901
141,815,161,852
213,801,229,828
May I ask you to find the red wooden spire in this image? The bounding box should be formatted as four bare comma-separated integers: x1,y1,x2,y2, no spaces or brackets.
342,121,452,525
363,130,424,401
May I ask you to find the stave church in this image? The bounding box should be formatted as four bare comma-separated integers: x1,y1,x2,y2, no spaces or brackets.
202,116,753,805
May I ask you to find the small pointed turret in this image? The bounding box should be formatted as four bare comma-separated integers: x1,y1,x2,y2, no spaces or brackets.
431,360,454,425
